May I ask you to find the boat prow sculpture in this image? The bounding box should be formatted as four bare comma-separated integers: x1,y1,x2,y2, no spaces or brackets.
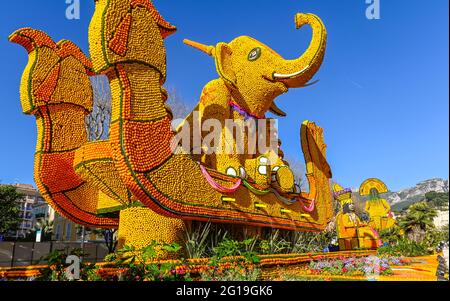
8,28,118,228
10,0,334,248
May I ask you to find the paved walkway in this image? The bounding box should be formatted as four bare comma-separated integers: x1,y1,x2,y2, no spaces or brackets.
379,255,439,281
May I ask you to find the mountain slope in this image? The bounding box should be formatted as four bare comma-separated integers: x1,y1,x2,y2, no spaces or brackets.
383,178,449,211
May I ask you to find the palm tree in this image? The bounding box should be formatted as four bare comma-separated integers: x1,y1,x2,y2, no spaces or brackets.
379,225,404,245
34,219,54,241
399,201,437,243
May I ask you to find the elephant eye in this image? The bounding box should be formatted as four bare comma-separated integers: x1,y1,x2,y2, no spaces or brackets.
248,47,261,61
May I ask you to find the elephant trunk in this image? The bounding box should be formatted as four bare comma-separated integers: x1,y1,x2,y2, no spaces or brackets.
273,13,327,88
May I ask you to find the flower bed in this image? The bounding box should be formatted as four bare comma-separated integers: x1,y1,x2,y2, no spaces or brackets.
1,250,420,281
306,256,409,277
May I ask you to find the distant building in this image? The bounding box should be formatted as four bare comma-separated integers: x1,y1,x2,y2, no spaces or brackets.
52,213,105,242
32,195,55,242
4,184,47,239
1,183,57,240
32,195,55,225
434,210,449,229
1,183,105,242
53,213,78,241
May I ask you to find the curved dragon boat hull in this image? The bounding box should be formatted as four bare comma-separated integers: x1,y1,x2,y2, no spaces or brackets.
10,0,334,235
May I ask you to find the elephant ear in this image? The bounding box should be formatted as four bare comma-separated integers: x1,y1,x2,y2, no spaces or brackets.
214,42,236,88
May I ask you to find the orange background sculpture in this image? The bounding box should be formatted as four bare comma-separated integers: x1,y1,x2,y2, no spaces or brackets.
10,0,335,248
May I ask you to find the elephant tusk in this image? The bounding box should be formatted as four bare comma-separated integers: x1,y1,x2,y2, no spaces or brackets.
300,79,320,88
269,101,287,117
273,65,309,79
183,39,215,56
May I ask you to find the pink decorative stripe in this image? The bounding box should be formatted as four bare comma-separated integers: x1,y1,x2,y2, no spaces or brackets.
199,164,241,193
299,198,315,212
229,100,263,120
369,227,383,247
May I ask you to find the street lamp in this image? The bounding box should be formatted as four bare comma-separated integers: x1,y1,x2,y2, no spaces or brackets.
80,225,85,262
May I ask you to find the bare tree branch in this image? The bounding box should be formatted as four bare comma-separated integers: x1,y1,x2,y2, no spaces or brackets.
86,75,112,141
165,86,192,120
284,156,305,191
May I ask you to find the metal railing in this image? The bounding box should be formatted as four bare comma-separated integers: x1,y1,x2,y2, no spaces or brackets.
0,241,109,267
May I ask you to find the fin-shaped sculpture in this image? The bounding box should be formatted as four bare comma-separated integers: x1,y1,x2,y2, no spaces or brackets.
9,28,118,228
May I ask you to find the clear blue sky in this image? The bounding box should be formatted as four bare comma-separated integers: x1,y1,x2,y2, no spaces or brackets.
0,0,448,191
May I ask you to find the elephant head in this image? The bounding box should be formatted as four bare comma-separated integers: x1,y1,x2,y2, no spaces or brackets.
184,13,327,118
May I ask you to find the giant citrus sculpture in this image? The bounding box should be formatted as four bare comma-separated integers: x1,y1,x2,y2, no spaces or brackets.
9,0,334,249
360,178,396,231
333,183,382,250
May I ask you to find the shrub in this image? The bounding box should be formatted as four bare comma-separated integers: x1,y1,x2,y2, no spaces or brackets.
200,238,261,281
183,222,211,259
258,230,290,254
112,241,192,281
35,248,90,281
379,226,404,245
377,239,431,257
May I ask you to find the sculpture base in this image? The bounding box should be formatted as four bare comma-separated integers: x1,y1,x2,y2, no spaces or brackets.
117,207,185,257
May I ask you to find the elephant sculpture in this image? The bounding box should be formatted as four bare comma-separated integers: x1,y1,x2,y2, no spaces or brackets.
10,0,335,248
181,12,327,195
